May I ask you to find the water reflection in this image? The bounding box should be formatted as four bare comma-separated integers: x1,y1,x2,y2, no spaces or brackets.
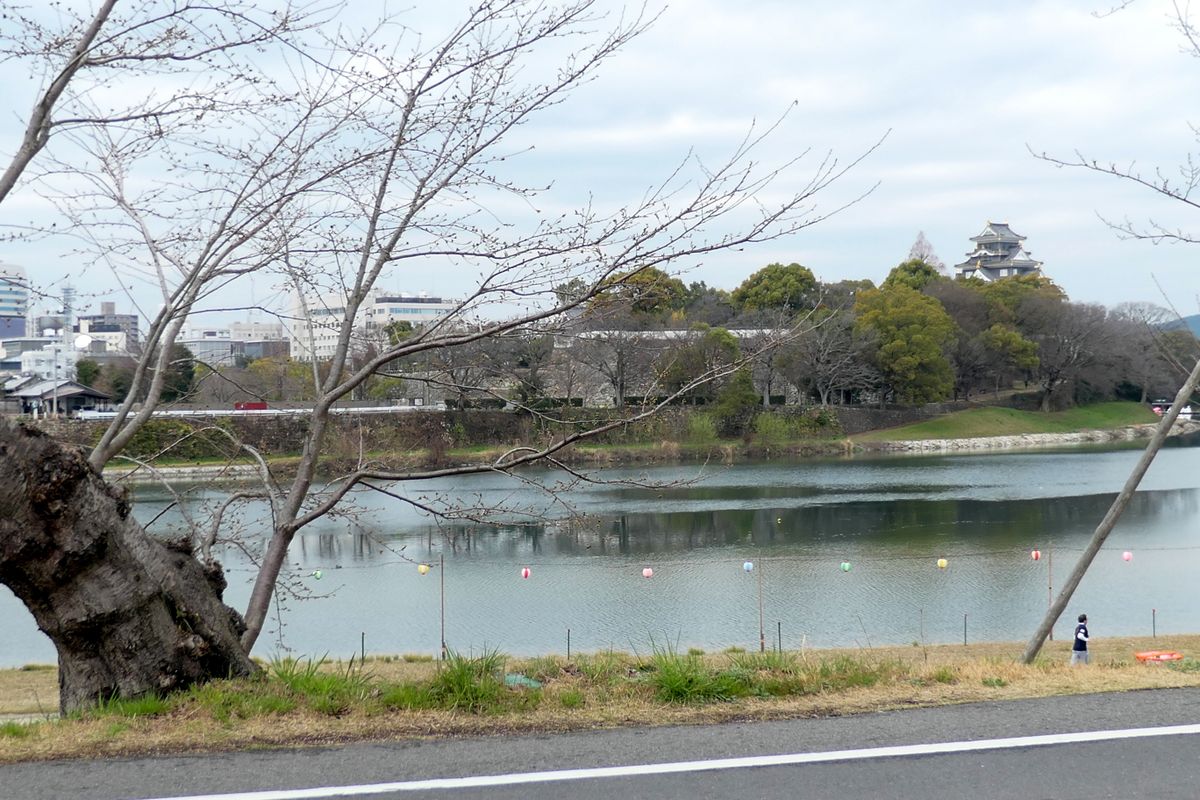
1,445,1199,665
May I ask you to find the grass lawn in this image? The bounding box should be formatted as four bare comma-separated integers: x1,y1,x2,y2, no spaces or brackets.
2,636,1199,762
854,402,1159,442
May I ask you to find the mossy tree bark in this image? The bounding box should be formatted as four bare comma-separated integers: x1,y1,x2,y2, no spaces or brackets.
0,421,255,713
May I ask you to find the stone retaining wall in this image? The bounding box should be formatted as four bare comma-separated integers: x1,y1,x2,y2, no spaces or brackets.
864,420,1200,454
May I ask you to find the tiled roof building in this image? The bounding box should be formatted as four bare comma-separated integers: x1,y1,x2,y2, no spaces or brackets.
953,222,1043,281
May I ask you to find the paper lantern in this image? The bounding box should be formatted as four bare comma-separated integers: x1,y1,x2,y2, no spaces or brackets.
776,517,782,524
311,569,323,580
1031,549,1041,561
1123,551,1133,562
743,561,754,572
521,567,531,579
840,562,852,572
936,558,948,570
642,567,654,578
417,563,430,575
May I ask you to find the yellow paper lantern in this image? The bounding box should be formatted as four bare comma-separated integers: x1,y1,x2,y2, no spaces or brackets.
418,563,430,575
936,558,948,570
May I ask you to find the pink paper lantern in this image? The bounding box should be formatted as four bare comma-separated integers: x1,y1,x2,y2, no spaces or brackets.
642,567,654,578
521,567,531,579
1031,549,1041,561
1123,551,1133,562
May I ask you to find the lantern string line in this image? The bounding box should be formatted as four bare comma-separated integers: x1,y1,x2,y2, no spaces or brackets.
214,544,1176,574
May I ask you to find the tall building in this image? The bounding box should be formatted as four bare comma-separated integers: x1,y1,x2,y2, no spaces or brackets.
76,301,141,352
0,263,29,339
287,290,457,361
953,222,1043,281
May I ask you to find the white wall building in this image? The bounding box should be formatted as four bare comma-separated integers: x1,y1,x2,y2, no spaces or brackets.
287,290,457,362
20,342,77,381
229,320,286,341
179,328,240,367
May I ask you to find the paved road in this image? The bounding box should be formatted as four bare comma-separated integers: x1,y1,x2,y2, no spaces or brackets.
4,688,1200,799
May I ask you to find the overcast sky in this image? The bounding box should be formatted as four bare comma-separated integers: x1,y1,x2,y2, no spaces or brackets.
3,0,1199,321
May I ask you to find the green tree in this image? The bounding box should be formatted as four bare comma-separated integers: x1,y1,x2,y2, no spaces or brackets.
384,320,414,345
731,262,817,312
74,358,100,387
981,323,1039,395
96,359,138,404
593,267,687,316
854,286,957,403
681,281,735,326
552,278,590,306
160,344,196,402
881,258,944,292
713,367,760,436
978,274,1066,326
660,326,740,404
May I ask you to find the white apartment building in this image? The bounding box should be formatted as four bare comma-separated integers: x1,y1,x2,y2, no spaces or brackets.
287,290,457,361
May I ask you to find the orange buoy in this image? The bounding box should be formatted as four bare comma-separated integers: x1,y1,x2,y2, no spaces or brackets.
1134,650,1183,664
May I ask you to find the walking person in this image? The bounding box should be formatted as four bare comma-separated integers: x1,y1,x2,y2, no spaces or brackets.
1071,613,1089,665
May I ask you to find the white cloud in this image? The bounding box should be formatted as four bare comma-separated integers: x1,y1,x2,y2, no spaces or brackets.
2,0,1200,315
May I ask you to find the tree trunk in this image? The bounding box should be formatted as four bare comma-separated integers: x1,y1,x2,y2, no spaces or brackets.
0,421,256,713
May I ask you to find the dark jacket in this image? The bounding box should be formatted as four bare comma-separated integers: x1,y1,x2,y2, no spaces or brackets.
1073,622,1089,652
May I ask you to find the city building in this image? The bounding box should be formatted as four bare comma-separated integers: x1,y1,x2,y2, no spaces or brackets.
0,263,28,338
76,301,141,352
19,342,78,382
953,222,1043,281
179,328,242,367
287,290,457,361
180,320,290,366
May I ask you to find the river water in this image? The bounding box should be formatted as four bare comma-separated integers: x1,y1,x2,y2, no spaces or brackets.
2,440,1199,666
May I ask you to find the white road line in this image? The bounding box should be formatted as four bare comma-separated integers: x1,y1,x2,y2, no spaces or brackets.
139,722,1200,800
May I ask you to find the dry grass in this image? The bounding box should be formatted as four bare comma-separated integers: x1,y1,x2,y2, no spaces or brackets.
2,636,1198,764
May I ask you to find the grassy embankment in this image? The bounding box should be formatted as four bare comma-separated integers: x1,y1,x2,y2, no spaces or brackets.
853,401,1158,442
95,401,1163,473
2,635,1199,762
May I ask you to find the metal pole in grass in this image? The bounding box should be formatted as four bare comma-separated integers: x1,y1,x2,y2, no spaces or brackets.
1047,540,1053,641
1153,608,1157,639
777,621,781,653
440,553,446,661
963,613,967,646
567,628,571,660
757,558,765,653
361,632,366,663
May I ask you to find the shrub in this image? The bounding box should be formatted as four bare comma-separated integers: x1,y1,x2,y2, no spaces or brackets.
753,413,790,445
686,413,718,444
558,689,585,709
0,722,35,739
428,649,507,713
269,656,371,715
647,644,752,703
